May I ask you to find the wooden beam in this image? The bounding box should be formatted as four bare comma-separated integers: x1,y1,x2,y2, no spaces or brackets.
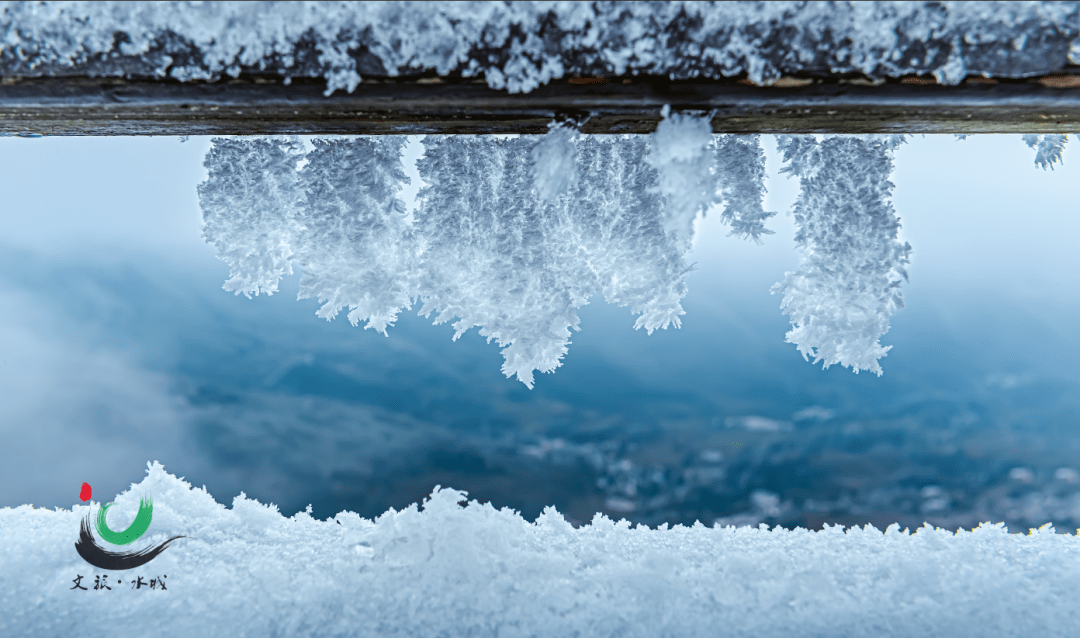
1,74,1078,136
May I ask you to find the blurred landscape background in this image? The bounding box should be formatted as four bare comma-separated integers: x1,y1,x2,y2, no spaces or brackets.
2,134,1078,533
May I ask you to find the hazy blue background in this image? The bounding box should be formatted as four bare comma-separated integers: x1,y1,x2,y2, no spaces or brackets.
2,134,1078,532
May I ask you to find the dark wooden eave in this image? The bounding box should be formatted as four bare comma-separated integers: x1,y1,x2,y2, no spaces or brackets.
1,72,1078,136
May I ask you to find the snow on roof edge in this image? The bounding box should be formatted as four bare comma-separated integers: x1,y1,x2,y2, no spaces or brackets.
1,1,1078,95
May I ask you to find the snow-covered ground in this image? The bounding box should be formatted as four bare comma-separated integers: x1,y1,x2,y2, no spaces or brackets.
2,462,1078,638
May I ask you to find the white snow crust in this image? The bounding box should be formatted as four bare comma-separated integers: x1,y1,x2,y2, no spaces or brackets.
2,462,1078,637
2,2,1077,94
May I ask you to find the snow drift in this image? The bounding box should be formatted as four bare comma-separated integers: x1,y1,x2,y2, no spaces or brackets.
1,462,1077,637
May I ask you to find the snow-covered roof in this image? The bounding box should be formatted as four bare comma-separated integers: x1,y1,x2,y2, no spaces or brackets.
2,1,1077,95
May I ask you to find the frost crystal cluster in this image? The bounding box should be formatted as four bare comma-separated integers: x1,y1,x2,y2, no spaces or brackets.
2,2,1077,94
530,121,578,201
199,127,1071,385
202,127,772,387
2,462,1079,637
647,108,721,249
1023,134,1071,170
714,133,776,244
199,137,307,298
771,135,912,376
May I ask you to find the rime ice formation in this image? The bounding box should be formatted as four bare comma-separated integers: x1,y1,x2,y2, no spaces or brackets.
2,462,1078,637
2,2,1077,94
1023,134,1070,170
295,137,416,334
647,107,721,249
957,133,1071,169
201,135,699,388
644,108,777,250
771,135,912,376
713,133,776,244
530,121,579,201
198,137,306,298
415,135,691,388
198,131,1064,385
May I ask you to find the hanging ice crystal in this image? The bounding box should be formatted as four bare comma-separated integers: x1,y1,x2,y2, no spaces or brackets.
196,131,933,383
294,137,416,334
647,107,720,249
565,137,690,337
199,134,691,388
713,134,776,244
198,136,307,298
1023,134,1069,170
414,135,579,388
197,131,923,384
771,135,912,376
530,121,579,201
414,135,687,388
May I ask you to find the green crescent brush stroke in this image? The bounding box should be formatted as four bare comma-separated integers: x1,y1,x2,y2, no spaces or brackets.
95,496,153,546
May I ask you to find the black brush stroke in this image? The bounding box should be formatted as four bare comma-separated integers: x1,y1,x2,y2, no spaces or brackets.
75,512,186,571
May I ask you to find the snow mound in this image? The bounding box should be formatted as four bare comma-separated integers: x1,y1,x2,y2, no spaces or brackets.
2,2,1077,94
2,462,1078,637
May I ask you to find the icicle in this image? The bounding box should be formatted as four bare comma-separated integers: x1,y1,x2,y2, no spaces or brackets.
198,136,307,298
771,135,912,376
294,137,416,335
530,120,579,201
647,106,719,249
713,134,776,244
1022,134,1068,170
